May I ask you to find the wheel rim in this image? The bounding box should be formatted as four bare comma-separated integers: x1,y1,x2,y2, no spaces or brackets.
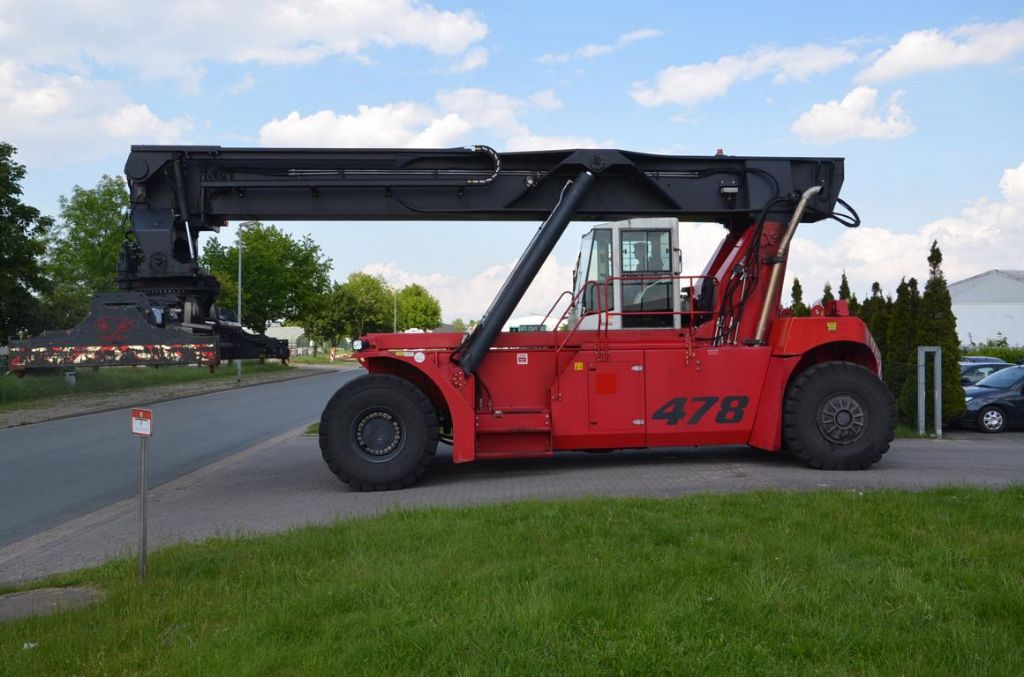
816,393,867,445
982,409,1004,431
352,408,404,461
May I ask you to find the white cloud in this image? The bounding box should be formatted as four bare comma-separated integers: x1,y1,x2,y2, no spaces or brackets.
227,74,256,95
0,60,191,164
447,47,489,73
529,89,564,111
0,1,487,164
538,28,664,64
631,44,857,106
101,104,193,142
858,19,1024,82
999,161,1024,205
364,256,576,322
260,103,471,148
790,86,914,143
260,87,605,150
0,1,488,90
788,161,1024,299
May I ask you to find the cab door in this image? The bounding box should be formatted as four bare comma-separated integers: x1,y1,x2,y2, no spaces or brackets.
586,350,646,448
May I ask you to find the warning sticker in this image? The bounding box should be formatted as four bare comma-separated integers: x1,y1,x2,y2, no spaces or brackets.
516,353,529,365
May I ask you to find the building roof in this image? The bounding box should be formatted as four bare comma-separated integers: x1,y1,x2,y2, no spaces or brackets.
949,270,1024,304
949,269,1024,289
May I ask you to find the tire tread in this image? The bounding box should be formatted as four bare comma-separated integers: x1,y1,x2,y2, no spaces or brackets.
782,361,896,470
319,374,438,491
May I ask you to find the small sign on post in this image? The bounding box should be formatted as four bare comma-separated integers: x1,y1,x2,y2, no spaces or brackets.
130,408,153,581
131,408,153,437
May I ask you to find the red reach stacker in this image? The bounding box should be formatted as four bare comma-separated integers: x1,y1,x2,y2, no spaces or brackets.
10,145,896,489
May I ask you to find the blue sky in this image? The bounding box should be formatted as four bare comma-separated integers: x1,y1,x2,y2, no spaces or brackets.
3,1,1023,320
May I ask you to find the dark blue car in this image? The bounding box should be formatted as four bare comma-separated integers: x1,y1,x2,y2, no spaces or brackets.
962,365,1024,433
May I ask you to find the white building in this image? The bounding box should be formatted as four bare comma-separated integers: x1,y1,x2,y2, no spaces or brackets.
502,314,552,331
948,270,1024,346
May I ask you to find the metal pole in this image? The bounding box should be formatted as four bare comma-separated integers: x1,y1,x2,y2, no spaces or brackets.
917,346,926,436
236,227,243,383
933,346,943,439
753,185,823,344
139,436,148,581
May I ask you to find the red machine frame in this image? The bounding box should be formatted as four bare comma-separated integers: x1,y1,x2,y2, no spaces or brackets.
351,219,881,465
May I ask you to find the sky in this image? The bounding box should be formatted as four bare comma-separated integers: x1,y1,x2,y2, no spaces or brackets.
3,0,1023,322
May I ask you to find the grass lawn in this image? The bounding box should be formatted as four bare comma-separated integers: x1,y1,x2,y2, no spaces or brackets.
0,362,292,411
289,353,355,365
2,488,1023,675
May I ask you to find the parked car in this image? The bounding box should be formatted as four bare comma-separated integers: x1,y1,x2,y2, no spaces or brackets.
960,361,1014,386
960,355,1010,364
962,365,1024,433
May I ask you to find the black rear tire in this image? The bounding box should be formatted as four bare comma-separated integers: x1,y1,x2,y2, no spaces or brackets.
782,361,896,470
319,374,438,490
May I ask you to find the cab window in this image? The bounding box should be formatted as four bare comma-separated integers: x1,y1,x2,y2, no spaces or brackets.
621,230,670,274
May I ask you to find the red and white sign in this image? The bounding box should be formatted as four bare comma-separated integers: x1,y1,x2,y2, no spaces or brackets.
131,408,153,437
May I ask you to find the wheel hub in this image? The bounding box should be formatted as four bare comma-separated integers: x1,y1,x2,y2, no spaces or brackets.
355,410,402,456
816,394,867,445
982,409,1004,431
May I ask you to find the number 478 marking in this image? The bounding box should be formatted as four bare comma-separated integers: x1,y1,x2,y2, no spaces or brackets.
652,396,749,425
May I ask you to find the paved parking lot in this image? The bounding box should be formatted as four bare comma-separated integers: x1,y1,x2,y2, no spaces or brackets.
1,429,1021,584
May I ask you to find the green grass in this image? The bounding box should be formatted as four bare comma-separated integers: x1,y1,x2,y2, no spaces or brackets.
289,352,354,365
305,421,319,435
2,488,1023,675
895,423,930,438
0,362,292,411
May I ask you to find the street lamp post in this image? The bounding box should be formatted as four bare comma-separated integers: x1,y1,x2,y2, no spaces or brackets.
236,221,257,382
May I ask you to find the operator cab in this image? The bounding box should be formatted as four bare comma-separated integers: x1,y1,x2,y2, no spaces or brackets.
569,218,688,330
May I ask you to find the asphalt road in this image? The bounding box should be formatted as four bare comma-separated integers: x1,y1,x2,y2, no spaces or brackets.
0,368,358,547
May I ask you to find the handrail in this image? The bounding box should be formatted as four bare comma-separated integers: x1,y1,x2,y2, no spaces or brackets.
540,290,573,330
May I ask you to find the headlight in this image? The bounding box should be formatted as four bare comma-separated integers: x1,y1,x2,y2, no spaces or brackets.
352,339,363,351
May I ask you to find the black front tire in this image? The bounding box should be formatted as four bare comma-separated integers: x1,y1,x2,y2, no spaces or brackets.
783,361,896,470
977,405,1006,433
319,374,438,490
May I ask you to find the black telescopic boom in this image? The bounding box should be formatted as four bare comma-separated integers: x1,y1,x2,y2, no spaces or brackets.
453,170,596,376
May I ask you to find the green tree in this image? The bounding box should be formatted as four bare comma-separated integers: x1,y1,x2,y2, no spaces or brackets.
887,277,920,419
838,271,852,301
821,282,835,304
0,143,52,341
452,318,467,332
201,222,331,334
847,292,861,316
908,242,964,425
335,272,391,337
859,281,891,357
396,283,442,331
789,277,810,317
44,175,129,327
